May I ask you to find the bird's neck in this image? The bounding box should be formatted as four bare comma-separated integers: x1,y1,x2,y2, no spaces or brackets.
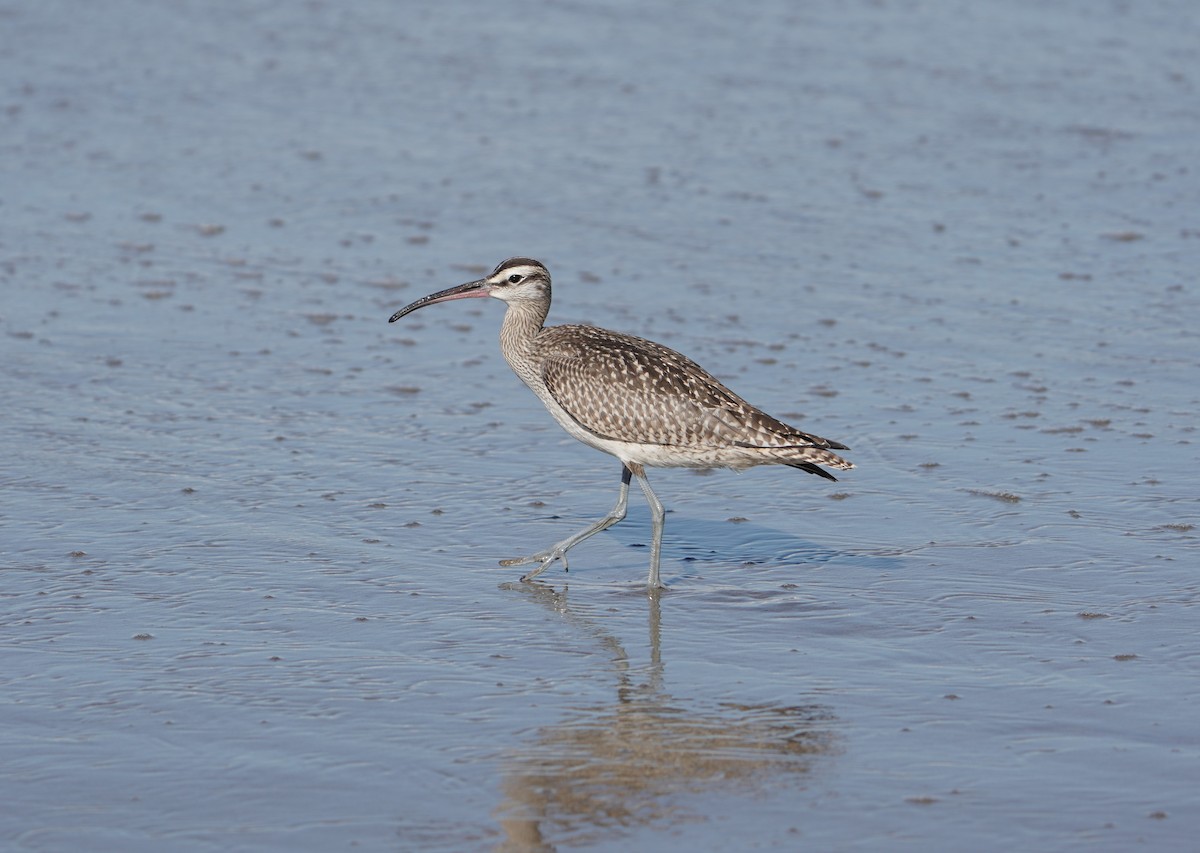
498,299,548,374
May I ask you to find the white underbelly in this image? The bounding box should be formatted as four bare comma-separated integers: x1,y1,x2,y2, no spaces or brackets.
536,394,755,469
513,362,764,470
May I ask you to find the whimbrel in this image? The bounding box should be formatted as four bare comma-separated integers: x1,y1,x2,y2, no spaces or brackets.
388,258,853,589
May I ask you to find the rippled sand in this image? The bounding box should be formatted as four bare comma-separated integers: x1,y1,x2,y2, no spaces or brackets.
3,1,1197,850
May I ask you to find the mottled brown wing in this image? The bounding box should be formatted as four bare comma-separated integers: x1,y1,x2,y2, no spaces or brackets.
536,325,825,449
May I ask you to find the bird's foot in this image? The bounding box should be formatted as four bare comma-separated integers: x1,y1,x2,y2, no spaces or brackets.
498,551,552,568
501,548,569,581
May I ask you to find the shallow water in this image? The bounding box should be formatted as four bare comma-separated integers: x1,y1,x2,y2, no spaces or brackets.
3,0,1198,850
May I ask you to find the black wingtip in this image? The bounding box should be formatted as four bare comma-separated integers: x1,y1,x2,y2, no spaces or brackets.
787,461,839,481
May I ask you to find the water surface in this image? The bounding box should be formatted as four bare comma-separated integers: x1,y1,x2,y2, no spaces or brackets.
2,1,1198,850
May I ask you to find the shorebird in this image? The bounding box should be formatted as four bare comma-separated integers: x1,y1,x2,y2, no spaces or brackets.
388,257,853,589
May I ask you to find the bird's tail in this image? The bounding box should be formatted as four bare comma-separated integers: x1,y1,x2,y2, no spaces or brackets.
779,443,854,481
730,432,853,479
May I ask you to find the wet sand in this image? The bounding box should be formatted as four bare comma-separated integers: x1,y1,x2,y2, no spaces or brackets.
2,0,1198,850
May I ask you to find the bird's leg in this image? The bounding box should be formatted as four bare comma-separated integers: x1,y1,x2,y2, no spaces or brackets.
630,463,667,589
504,465,632,581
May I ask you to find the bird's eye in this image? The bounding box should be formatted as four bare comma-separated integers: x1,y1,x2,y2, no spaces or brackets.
508,274,523,284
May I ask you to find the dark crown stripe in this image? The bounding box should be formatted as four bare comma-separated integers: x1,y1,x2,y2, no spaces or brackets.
494,257,546,274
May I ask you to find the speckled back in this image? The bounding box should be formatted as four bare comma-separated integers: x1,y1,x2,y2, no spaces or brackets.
534,324,841,454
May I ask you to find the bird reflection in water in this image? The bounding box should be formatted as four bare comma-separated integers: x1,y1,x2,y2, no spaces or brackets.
493,584,838,850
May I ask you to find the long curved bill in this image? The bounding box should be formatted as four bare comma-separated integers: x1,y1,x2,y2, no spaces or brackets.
388,278,491,323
